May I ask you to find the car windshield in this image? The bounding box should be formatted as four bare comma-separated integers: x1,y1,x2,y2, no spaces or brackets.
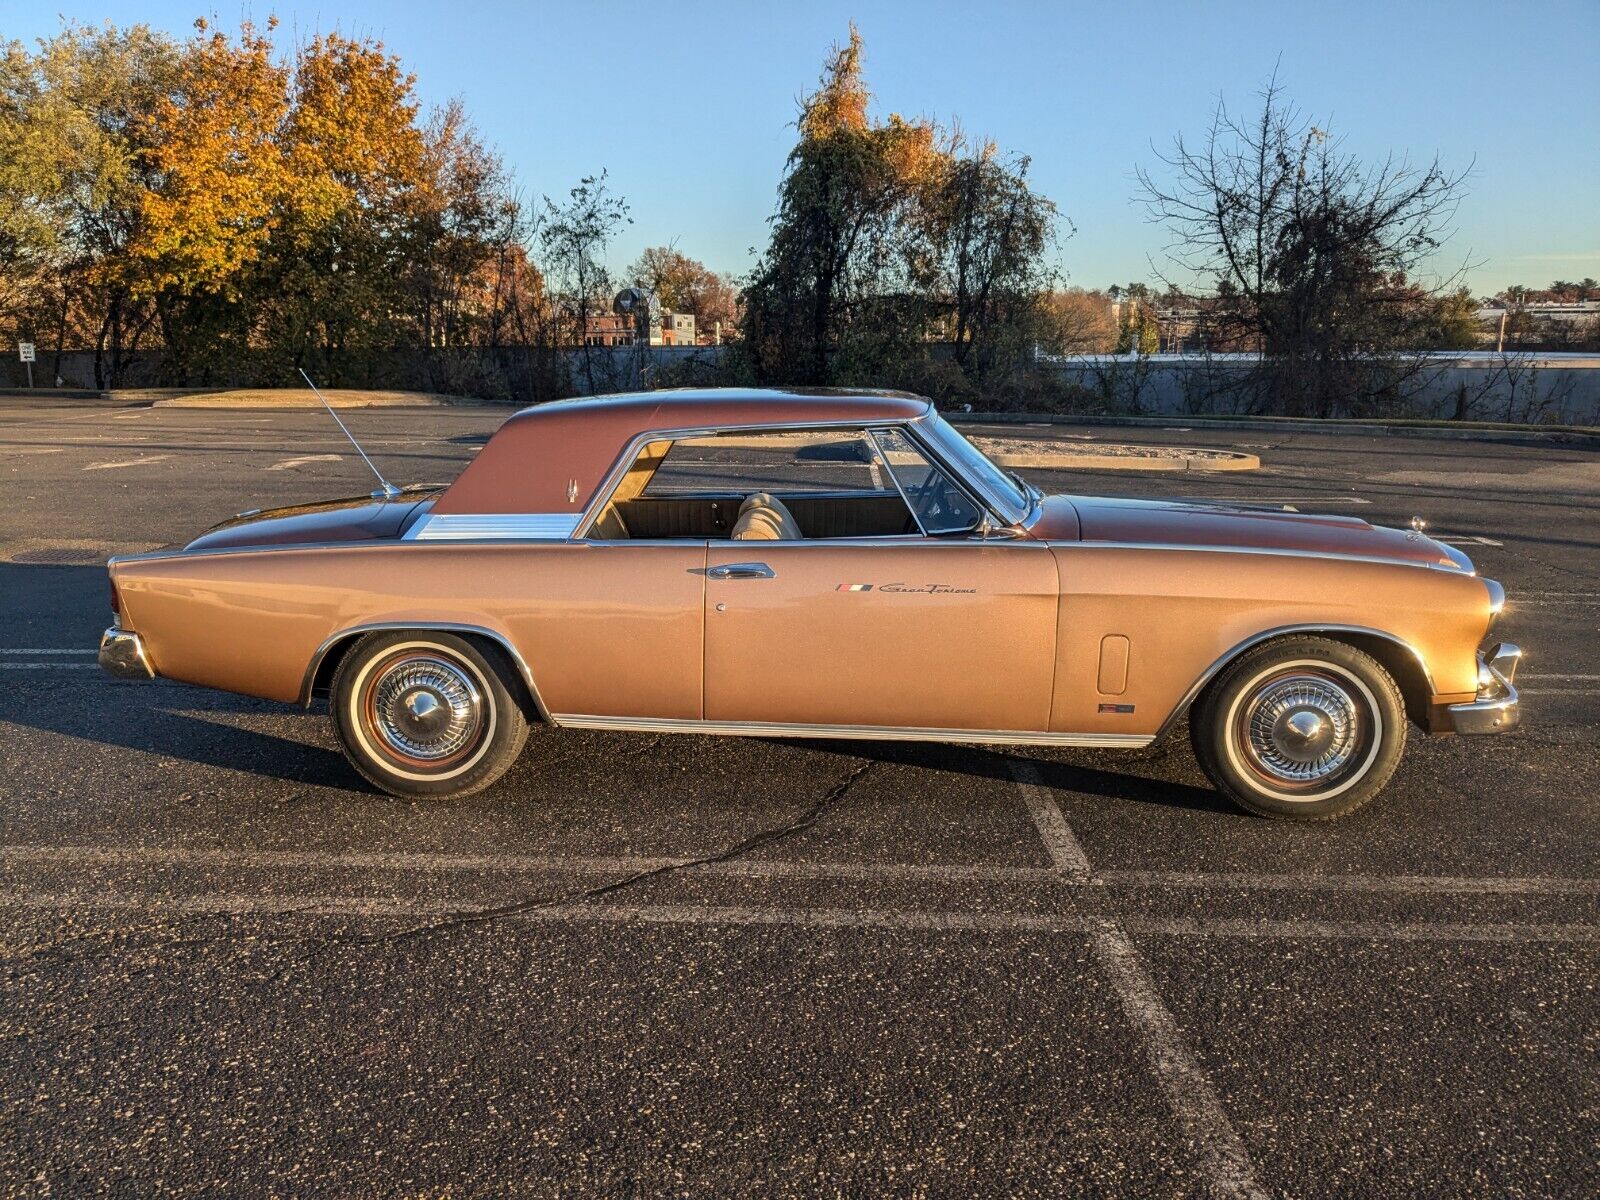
918,415,1032,521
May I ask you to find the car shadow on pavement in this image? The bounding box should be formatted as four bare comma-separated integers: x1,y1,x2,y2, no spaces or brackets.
772,736,1235,816
12,679,362,790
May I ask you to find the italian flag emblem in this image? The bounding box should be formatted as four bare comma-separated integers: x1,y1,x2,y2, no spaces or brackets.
836,583,873,592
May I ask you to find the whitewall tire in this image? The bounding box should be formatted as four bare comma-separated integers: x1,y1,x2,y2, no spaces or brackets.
330,631,530,799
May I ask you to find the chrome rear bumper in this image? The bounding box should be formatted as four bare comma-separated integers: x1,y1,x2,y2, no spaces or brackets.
99,626,155,680
1447,642,1520,735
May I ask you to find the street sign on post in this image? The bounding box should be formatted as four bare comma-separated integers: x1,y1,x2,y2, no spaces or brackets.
17,341,34,388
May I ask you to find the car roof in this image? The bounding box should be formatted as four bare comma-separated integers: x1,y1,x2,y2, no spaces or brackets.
433,387,935,516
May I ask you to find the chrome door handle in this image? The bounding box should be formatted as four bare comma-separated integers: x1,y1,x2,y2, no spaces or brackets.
707,562,775,580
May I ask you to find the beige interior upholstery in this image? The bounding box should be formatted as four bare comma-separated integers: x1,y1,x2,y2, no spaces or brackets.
589,439,673,540
731,492,803,540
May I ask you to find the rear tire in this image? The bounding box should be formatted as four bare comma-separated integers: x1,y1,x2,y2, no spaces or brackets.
330,630,529,799
1191,636,1406,820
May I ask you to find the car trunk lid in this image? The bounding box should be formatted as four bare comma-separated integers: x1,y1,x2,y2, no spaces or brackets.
184,492,439,552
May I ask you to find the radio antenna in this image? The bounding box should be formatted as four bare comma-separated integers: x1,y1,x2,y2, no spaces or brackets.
298,368,401,499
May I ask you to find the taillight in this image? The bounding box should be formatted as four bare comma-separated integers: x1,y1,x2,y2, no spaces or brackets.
109,577,121,619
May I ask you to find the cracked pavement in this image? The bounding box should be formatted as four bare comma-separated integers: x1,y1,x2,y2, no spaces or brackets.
1,398,1597,1197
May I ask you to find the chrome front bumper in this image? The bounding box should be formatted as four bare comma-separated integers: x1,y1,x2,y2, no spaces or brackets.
1447,642,1521,735
99,626,155,680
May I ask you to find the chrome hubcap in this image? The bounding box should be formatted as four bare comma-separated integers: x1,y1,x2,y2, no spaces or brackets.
1243,674,1361,785
370,656,482,762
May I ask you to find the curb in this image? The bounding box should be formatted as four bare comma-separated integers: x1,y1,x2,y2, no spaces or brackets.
152,391,454,409
946,410,1600,448
984,448,1260,472
715,430,1259,472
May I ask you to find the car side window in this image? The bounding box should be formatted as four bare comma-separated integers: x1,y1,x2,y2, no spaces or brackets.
642,430,893,496
869,428,985,535
585,428,926,541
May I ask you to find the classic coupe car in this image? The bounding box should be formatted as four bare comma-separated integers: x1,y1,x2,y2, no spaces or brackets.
99,388,1520,818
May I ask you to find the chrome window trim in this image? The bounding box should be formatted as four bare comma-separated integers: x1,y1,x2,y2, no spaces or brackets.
913,414,1033,525
298,620,551,720
1152,622,1436,742
551,713,1152,748
870,428,929,534
573,414,949,541
869,426,991,537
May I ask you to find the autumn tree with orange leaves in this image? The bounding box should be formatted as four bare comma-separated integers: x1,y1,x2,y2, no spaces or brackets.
740,26,1059,398
1,19,547,391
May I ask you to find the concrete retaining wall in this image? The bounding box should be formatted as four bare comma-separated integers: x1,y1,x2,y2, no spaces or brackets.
1039,352,1600,425
6,344,1598,425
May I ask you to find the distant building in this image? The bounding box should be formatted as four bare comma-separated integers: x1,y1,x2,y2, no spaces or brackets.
578,290,697,347
658,312,696,347
582,313,638,347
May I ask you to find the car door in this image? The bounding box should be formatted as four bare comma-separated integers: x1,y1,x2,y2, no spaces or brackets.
703,538,1058,732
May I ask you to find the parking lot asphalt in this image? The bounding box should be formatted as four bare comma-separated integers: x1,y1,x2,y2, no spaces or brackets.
1,397,1596,1197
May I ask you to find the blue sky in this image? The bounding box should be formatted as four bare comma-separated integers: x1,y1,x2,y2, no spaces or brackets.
10,0,1598,295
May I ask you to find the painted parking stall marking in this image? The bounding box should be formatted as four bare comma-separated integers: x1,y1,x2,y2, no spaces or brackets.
81,454,172,471
1009,759,1270,1200
0,649,98,671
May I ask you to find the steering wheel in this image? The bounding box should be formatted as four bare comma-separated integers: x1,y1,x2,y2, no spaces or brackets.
910,472,945,516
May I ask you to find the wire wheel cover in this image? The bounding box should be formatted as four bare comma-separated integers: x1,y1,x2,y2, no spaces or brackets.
1239,671,1364,786
364,653,484,767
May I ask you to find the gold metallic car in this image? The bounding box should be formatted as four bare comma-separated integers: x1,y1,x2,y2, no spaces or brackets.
100,389,1520,817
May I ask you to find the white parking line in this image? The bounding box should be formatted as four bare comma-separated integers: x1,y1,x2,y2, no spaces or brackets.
2,892,1593,945
3,844,1595,896
1011,761,1092,880
1435,535,1504,547
1184,496,1372,507
0,648,96,655
0,663,99,670
1009,760,1269,1200
82,454,172,471
266,454,343,471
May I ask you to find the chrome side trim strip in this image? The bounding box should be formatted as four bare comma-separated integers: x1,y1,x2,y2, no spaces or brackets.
550,714,1153,748
298,621,551,720
1151,623,1437,742
405,513,581,541
1058,540,1471,574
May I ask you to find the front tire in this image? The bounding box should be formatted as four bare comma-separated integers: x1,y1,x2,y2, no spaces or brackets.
1191,636,1406,820
330,631,529,799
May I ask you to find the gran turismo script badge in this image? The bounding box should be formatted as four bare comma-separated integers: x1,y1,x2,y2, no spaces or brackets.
836,582,977,594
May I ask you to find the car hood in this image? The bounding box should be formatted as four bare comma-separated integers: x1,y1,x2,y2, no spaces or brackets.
1029,494,1465,570
184,493,438,552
